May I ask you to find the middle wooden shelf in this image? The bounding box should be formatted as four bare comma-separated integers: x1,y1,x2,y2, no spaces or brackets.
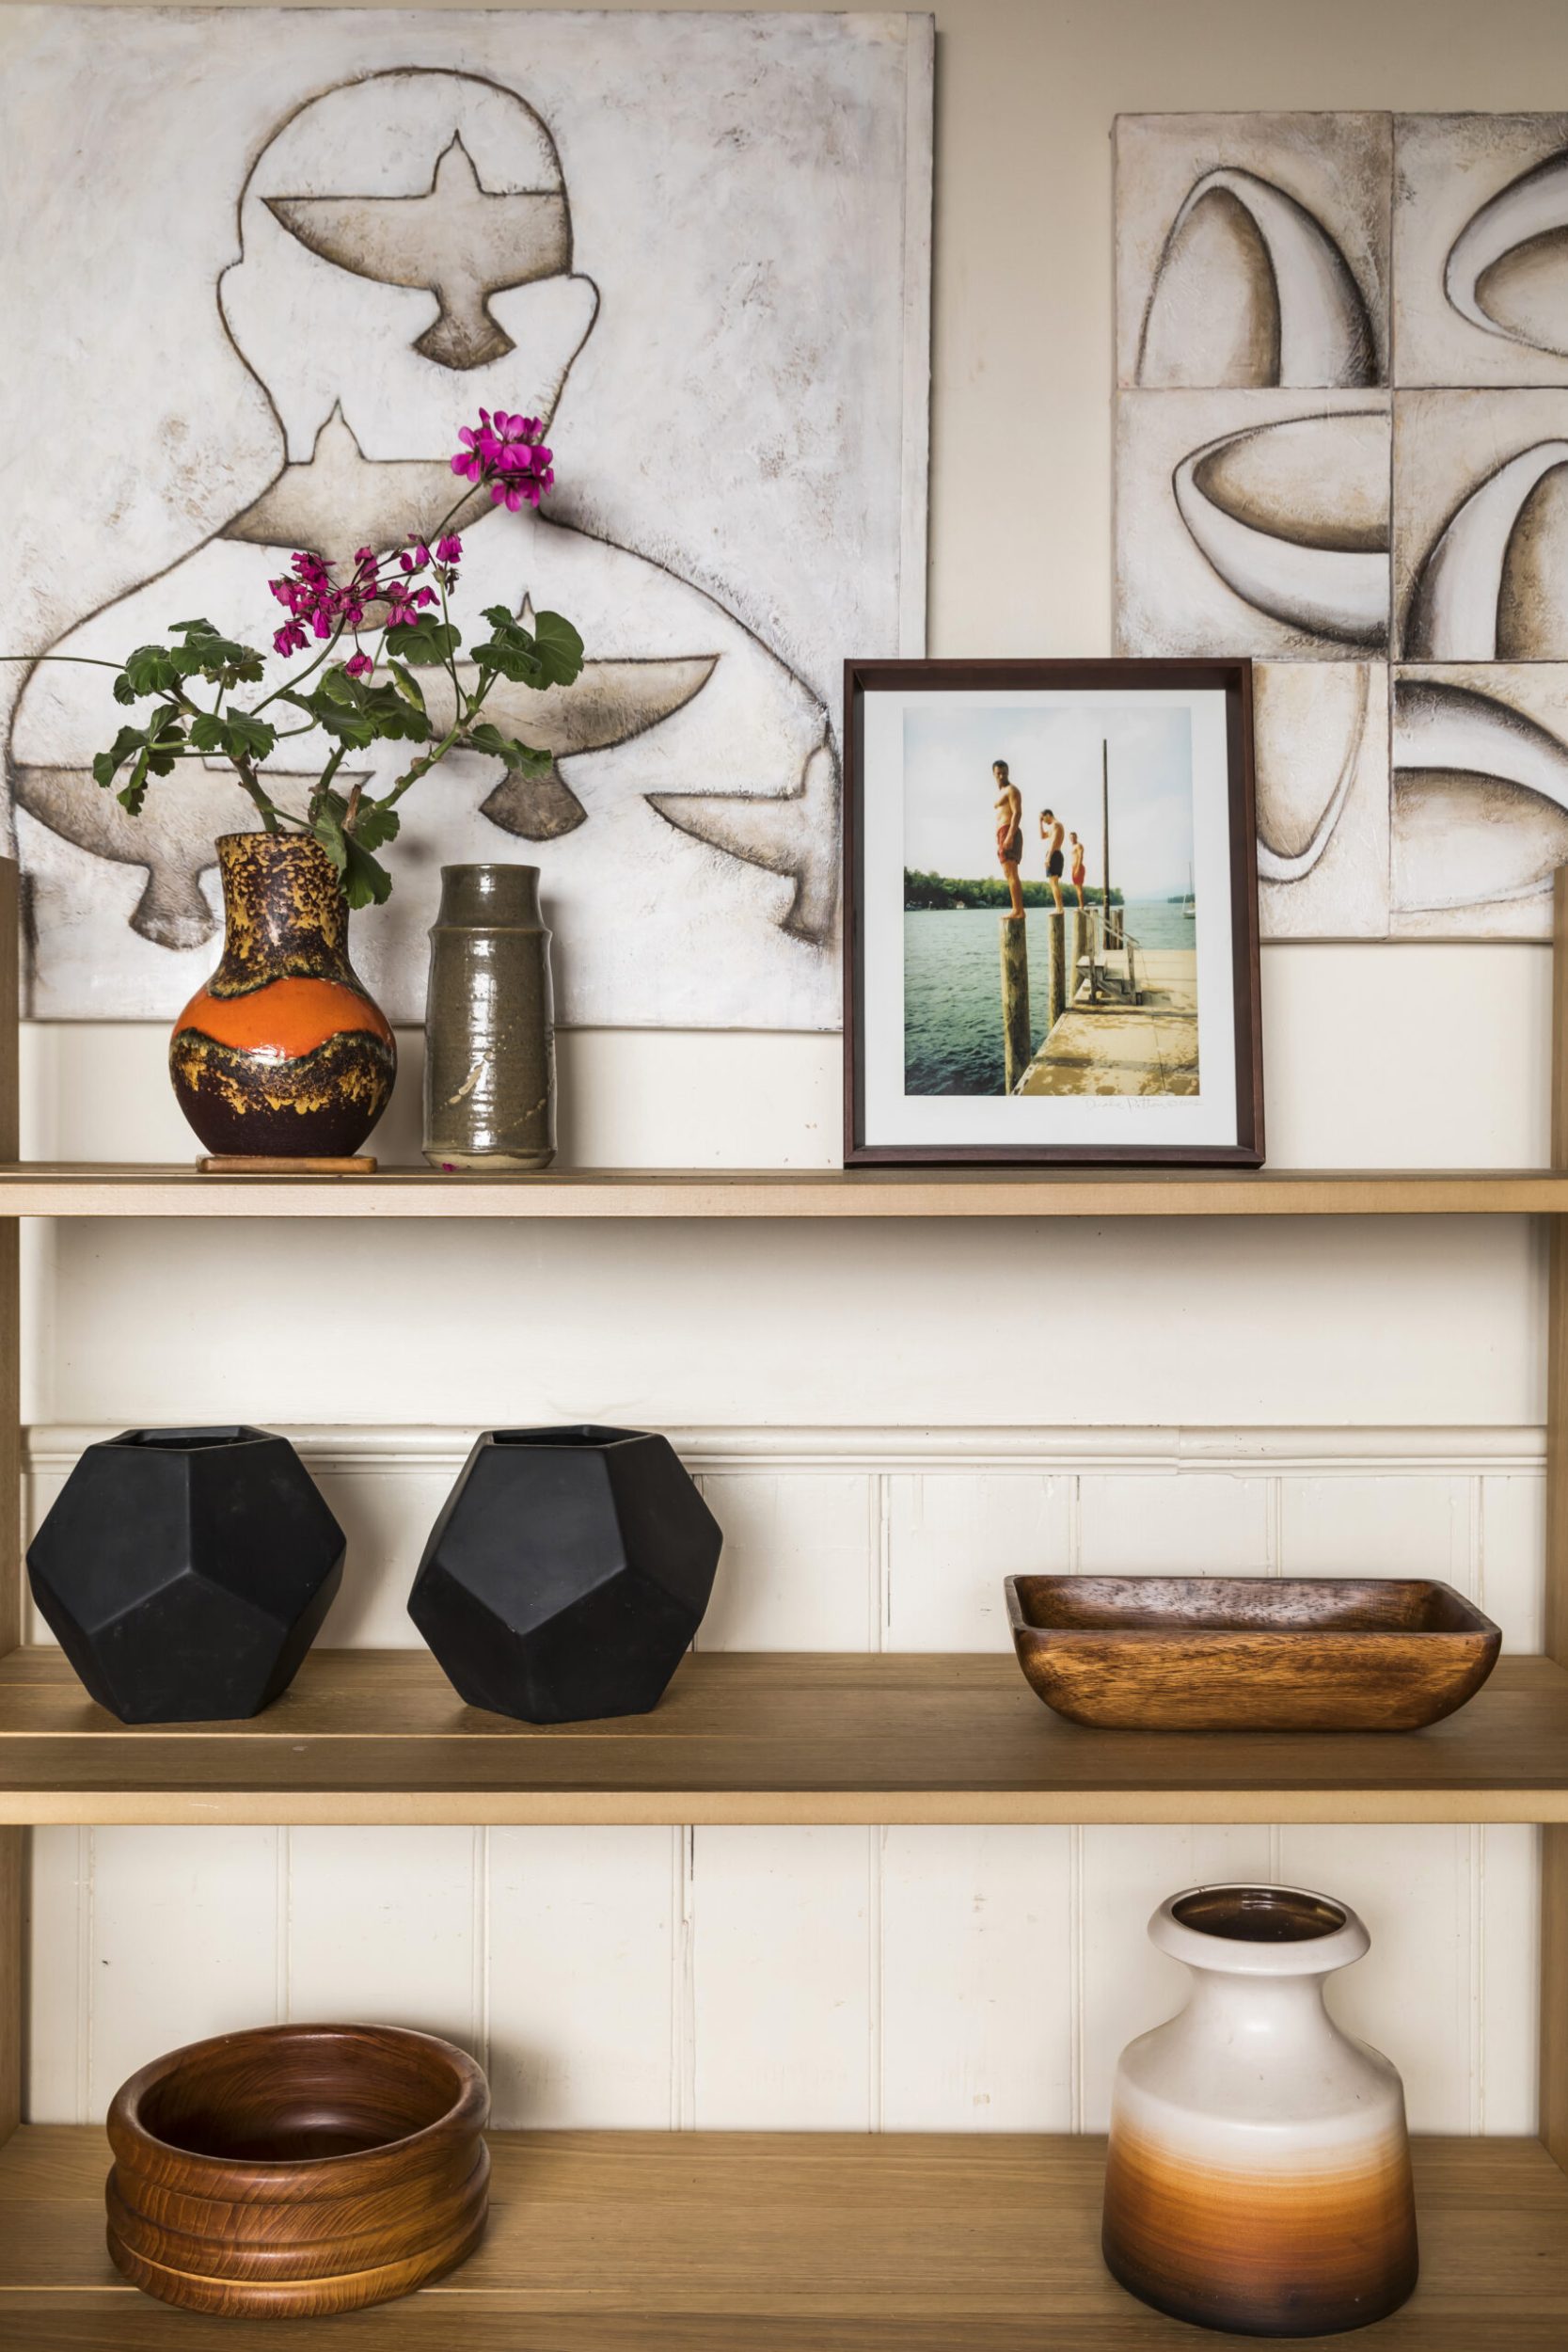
1,1647,1565,1827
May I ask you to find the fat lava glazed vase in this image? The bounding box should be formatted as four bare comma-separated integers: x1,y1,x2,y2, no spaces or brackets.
169,834,395,1156
1102,1883,1418,2337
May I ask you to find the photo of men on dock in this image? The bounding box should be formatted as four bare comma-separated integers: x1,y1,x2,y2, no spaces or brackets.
903,704,1199,1099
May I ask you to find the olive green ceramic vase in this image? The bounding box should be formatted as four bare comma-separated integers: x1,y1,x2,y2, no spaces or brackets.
422,865,557,1171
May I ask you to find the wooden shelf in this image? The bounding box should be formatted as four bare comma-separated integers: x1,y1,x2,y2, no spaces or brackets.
0,1163,1566,1218
3,1649,1567,1826
3,2124,1564,2347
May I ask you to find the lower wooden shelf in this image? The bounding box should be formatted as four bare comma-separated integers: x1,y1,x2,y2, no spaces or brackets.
2,1648,1568,1825
1,2125,1563,2346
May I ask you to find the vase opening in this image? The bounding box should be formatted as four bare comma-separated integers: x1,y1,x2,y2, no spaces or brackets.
110,1426,259,1453
491,1425,637,1449
1171,1885,1348,1944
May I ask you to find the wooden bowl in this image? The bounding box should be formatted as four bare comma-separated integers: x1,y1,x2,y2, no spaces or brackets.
105,2023,489,2317
1006,1575,1502,1731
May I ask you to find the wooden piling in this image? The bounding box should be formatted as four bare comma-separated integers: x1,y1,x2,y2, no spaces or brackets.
1070,909,1088,1007
1047,910,1066,1033
1000,915,1031,1093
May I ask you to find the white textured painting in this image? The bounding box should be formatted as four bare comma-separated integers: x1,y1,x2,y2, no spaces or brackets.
1117,390,1391,662
1116,110,1568,943
1255,664,1390,940
1116,113,1391,392
0,8,933,1025
1391,664,1568,937
1394,114,1568,389
1394,389,1568,662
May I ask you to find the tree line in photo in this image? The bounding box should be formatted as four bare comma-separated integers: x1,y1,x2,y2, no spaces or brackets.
904,868,1125,912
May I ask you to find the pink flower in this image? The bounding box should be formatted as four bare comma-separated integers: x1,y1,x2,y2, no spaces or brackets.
343,651,374,680
436,534,463,564
273,620,308,658
448,413,556,510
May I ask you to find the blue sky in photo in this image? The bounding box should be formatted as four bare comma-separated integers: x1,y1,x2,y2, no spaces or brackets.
903,702,1196,898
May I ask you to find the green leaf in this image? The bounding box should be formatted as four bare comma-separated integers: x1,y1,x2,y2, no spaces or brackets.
341,834,393,910
461,721,553,774
119,643,182,699
92,724,146,789
387,660,426,716
310,796,349,876
531,611,585,687
391,616,461,670
470,607,583,692
348,799,402,853
187,710,277,763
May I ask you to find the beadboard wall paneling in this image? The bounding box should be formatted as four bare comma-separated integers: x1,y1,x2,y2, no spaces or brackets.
27,1822,1540,2135
21,1421,1548,2135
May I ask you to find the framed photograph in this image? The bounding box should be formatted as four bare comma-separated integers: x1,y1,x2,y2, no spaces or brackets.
844,660,1263,1165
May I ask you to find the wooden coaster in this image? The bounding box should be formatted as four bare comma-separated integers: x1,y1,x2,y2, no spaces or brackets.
197,1155,377,1175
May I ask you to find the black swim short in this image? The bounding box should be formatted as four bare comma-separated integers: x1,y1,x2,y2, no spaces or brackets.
1047,850,1065,878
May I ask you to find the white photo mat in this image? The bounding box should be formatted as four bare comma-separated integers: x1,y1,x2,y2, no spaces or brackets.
858,684,1241,1151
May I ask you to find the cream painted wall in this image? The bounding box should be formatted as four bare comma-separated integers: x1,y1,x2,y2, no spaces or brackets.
12,0,1568,2134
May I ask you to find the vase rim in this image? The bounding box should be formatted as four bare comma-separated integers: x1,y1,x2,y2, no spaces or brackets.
1150,1883,1370,1976
212,830,332,860
438,862,542,879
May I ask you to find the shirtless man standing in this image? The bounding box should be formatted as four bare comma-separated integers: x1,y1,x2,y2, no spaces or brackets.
1069,831,1086,910
1040,807,1066,911
993,760,1024,920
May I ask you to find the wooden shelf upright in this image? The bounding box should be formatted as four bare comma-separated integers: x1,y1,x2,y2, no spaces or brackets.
1,855,1567,2341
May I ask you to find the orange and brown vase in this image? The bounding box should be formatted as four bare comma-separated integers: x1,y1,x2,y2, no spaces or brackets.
1102,1883,1418,2338
169,834,395,1159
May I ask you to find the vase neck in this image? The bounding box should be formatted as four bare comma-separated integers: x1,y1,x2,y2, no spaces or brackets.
435,864,544,929
212,833,354,988
1179,1963,1344,2052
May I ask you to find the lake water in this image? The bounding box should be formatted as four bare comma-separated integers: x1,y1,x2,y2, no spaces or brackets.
904,901,1196,1095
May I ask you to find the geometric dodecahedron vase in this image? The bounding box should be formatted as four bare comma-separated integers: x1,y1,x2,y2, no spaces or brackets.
26,1426,345,1724
408,1426,722,1724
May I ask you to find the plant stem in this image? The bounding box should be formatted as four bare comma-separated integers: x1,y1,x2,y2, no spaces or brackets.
0,653,125,669
309,745,349,829
249,618,351,718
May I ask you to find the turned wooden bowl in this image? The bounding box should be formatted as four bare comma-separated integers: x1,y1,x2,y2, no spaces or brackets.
1006,1574,1502,1731
105,2023,489,2317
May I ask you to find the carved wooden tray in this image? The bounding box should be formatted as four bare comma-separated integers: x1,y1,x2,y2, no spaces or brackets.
1005,1575,1502,1732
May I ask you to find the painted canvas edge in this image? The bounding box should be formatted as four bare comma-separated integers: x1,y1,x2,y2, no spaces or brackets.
899,13,935,656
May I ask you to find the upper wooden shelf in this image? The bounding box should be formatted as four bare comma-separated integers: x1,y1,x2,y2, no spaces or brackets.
0,1164,1565,1218
3,1649,1566,1826
5,2124,1564,2347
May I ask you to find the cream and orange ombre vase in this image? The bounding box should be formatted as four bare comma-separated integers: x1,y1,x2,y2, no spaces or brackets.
169,834,395,1159
1103,1884,1418,2338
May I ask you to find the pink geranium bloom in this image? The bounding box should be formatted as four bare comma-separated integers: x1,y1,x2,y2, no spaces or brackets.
343,651,374,680
448,414,557,512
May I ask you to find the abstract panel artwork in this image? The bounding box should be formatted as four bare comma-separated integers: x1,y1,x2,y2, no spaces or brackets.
1117,109,1568,941
0,8,933,1024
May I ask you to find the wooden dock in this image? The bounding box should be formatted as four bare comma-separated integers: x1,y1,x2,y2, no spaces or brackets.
1015,946,1198,1097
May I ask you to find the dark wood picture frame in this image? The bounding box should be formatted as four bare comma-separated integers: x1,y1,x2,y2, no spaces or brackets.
843,658,1264,1167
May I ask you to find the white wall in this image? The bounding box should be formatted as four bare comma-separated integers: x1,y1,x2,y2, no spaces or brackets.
18,0,1568,2133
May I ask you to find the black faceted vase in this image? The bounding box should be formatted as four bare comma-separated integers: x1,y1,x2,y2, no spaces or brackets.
27,1426,345,1724
409,1426,722,1724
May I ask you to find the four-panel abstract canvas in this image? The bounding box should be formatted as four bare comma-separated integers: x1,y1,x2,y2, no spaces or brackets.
1116,112,1568,940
